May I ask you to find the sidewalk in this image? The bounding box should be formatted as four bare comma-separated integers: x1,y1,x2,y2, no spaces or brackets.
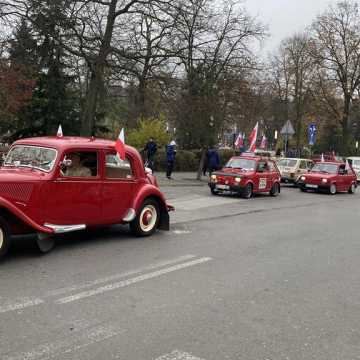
155,172,209,187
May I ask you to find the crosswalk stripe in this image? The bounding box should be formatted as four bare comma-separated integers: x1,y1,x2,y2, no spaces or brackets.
56,257,212,304
154,350,205,360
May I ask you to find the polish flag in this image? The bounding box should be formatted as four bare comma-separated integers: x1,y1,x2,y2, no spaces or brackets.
345,159,351,172
234,133,244,149
57,124,63,137
248,122,258,152
115,128,126,160
260,134,267,149
321,153,325,162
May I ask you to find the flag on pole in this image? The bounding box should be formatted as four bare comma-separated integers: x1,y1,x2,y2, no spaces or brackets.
321,153,325,162
345,159,351,172
260,134,267,149
115,128,126,160
234,133,244,149
57,124,63,137
248,122,258,152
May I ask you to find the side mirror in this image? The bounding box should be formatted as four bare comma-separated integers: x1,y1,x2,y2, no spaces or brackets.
145,167,153,175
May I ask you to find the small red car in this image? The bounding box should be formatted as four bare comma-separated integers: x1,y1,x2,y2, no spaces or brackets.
297,161,357,194
209,155,281,199
0,136,173,258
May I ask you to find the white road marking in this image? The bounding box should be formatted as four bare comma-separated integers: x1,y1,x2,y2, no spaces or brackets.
171,195,241,211
46,254,197,297
0,297,44,314
56,257,212,304
2,324,124,360
154,350,205,360
172,230,191,235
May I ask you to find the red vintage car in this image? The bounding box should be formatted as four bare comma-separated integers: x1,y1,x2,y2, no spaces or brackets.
208,155,281,199
0,136,173,258
297,161,357,194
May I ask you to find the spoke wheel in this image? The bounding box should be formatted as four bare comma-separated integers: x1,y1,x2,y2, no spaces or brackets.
329,184,337,195
130,199,160,237
0,216,11,259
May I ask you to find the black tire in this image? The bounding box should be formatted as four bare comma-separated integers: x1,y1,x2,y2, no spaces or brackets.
36,233,56,254
211,188,219,195
348,182,356,194
299,186,307,192
130,199,160,237
241,183,253,199
329,183,337,195
0,216,11,259
270,182,280,197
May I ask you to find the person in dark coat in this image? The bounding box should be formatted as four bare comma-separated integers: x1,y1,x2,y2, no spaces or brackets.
166,140,176,179
207,148,220,174
143,137,157,171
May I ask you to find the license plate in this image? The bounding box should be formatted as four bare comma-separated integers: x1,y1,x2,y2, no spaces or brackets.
306,184,318,189
216,184,230,190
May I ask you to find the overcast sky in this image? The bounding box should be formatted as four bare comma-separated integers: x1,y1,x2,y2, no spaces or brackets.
244,0,338,54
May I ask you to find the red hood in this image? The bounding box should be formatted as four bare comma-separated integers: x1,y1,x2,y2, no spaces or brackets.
306,172,336,180
0,167,49,181
216,167,253,175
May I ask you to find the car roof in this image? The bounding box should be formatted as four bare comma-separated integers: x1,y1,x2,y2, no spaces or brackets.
231,155,272,161
277,158,311,161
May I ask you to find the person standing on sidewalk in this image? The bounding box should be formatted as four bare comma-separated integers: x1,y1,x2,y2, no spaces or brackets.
143,137,157,172
166,140,177,179
207,147,220,175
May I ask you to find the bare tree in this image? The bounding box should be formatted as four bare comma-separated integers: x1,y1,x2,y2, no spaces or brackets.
310,0,360,152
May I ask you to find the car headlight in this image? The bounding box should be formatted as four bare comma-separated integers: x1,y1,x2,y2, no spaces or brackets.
211,174,217,182
322,178,328,183
234,177,242,182
300,176,306,181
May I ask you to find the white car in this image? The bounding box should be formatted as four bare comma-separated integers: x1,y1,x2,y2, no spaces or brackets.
277,158,314,184
347,157,360,182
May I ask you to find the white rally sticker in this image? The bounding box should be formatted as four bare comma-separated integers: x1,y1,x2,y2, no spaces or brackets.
259,178,267,189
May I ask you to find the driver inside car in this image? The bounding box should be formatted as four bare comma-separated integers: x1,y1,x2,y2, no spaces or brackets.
63,153,91,177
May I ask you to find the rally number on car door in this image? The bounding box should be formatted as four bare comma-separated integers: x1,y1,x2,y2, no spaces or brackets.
259,178,267,189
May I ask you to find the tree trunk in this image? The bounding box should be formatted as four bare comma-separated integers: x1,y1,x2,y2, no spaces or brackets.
196,148,207,180
341,96,351,154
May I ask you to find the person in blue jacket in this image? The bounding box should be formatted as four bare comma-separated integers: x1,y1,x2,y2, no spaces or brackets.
207,147,220,174
166,140,177,179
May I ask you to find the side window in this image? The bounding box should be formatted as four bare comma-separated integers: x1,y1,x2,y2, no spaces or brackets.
105,153,133,179
339,165,346,175
299,160,307,169
307,161,313,169
268,161,275,171
62,151,98,177
257,161,267,172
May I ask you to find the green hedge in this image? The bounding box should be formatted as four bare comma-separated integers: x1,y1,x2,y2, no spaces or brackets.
143,148,239,172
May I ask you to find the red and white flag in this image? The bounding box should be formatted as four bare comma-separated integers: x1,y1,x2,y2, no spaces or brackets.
57,124,63,137
115,128,126,160
321,153,325,162
248,122,258,152
260,134,267,149
234,133,244,149
345,159,351,172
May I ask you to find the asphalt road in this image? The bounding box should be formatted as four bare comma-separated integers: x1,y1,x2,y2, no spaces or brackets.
1,183,360,360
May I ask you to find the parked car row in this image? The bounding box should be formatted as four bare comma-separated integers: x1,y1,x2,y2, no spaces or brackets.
208,153,358,198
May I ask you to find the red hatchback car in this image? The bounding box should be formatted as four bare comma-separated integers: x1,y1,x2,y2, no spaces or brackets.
297,161,357,195
209,155,281,199
0,136,173,258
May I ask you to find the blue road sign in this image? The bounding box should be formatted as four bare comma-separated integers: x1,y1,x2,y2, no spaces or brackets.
308,124,317,146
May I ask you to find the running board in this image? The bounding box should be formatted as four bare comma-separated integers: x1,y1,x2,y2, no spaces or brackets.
44,223,86,233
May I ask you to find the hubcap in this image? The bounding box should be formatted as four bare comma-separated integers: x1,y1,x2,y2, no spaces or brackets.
352,184,356,192
330,185,336,194
0,227,3,250
140,205,157,232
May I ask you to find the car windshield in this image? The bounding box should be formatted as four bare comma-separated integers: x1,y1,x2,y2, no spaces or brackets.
277,159,298,167
311,163,338,174
351,160,360,167
224,158,256,170
4,145,57,172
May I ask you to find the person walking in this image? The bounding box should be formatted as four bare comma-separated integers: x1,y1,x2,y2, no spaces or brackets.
207,147,220,175
166,140,177,179
143,137,157,171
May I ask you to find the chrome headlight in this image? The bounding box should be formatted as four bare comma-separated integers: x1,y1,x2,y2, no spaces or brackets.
322,178,328,183
300,176,306,181
234,177,242,183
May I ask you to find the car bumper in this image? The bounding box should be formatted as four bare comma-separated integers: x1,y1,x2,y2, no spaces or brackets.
298,182,330,191
281,176,296,183
209,182,245,194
